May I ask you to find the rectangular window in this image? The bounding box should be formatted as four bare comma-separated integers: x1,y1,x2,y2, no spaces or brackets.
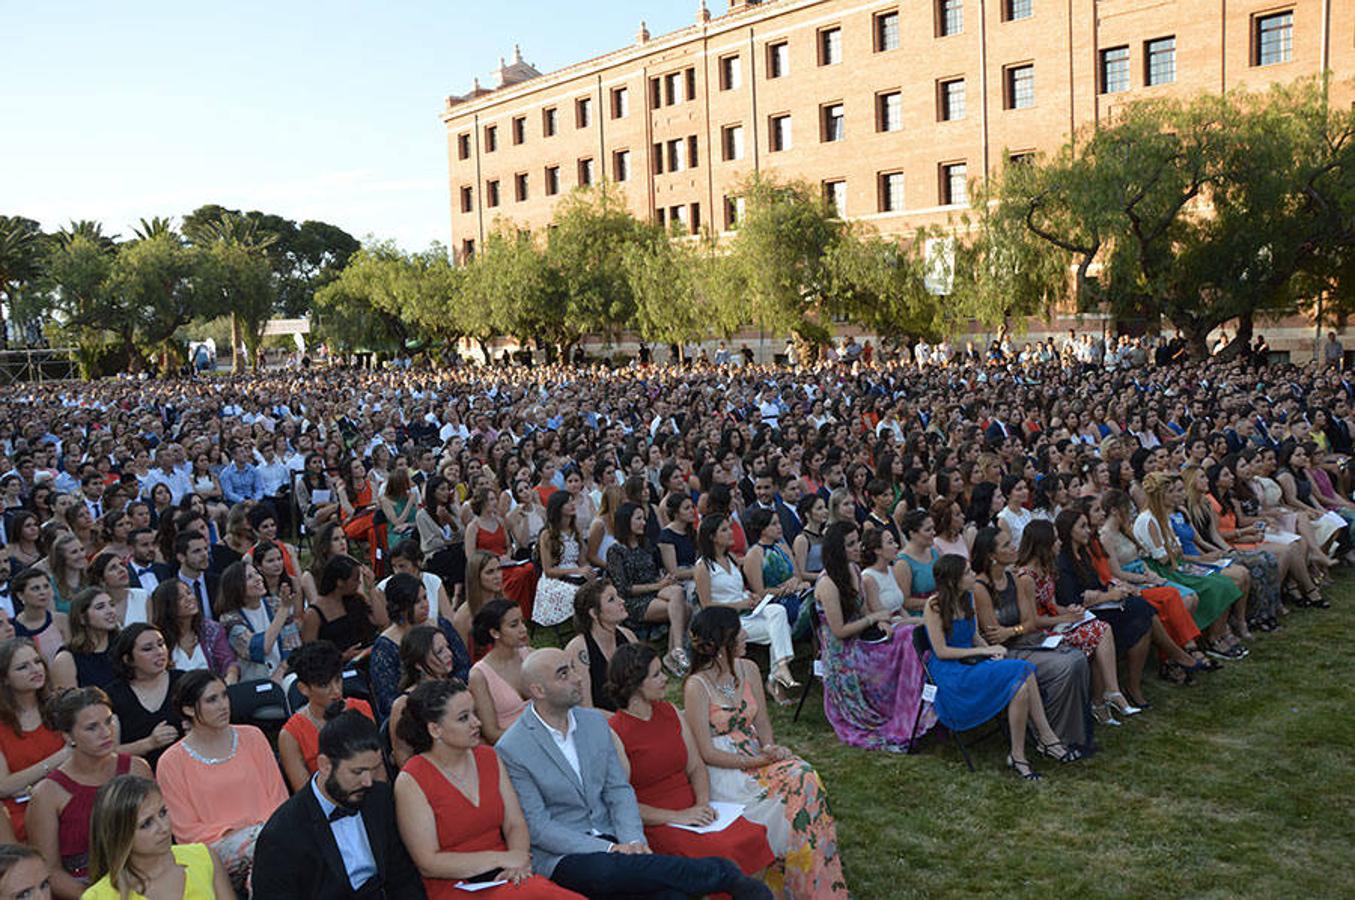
543,107,558,137
685,68,697,102
819,27,842,66
1009,151,1036,166
511,116,526,145
653,143,665,175
941,162,967,205
671,205,689,230
457,133,471,160
768,41,789,78
770,114,792,152
578,158,594,187
545,166,560,196
939,78,966,120
689,203,701,234
724,196,746,230
650,77,662,108
484,125,498,152
656,208,666,227
576,97,593,128
459,185,473,213
1005,64,1034,109
665,72,682,106
611,86,629,119
1100,45,1130,93
514,172,528,202
461,239,475,261
1255,11,1292,66
879,171,905,212
877,90,903,132
938,0,963,37
876,11,900,52
822,103,845,142
486,179,501,207
1006,0,1032,20
1145,36,1176,85
823,180,846,217
667,138,685,173
687,135,699,169
613,150,631,182
720,54,742,90
723,124,745,161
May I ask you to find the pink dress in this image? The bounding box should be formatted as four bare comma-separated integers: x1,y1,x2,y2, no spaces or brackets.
471,648,530,734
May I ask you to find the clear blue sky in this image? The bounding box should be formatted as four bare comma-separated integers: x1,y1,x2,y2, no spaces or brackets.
1,0,717,249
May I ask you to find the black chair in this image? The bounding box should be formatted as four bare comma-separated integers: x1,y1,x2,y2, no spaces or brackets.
228,679,290,727
792,602,825,723
342,665,373,702
911,623,1005,771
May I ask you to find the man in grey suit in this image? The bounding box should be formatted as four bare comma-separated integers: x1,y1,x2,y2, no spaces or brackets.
496,648,771,899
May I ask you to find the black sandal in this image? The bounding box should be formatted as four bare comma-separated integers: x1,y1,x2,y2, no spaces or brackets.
1007,755,1043,781
1037,740,1084,763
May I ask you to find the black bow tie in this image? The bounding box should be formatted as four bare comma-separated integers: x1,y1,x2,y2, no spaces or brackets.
328,805,360,822
133,566,153,576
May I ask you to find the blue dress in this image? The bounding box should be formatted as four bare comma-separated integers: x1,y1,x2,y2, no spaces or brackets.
929,617,1035,731
900,548,939,612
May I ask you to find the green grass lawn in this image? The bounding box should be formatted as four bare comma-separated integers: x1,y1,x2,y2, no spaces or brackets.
754,582,1355,899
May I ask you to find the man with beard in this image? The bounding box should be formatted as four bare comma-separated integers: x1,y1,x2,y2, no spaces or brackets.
253,708,426,899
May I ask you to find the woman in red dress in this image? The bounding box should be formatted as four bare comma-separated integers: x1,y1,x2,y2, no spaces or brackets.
465,487,539,622
606,643,775,877
393,679,582,899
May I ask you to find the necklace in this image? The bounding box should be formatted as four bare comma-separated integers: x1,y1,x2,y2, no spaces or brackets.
710,669,739,703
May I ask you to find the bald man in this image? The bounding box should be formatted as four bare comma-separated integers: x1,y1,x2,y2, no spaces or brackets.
495,648,771,899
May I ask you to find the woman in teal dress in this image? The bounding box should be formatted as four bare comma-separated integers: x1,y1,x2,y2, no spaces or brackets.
741,508,812,634
922,554,1076,780
895,509,939,615
380,468,419,551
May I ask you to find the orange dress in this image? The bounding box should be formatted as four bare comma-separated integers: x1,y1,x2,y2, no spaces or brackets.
281,699,373,775
402,747,583,899
0,720,64,841
610,701,774,874
1089,538,1200,649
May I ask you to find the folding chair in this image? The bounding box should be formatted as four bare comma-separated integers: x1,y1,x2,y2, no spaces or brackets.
792,602,826,723
911,624,1005,771
227,679,290,730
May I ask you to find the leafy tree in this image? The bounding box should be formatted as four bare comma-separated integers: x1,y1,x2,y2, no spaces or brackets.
823,224,940,345
106,229,200,369
458,228,551,360
719,177,848,348
43,226,119,375
624,231,740,347
191,214,278,372
314,241,458,355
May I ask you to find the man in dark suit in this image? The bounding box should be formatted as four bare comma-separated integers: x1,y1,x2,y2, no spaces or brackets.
774,474,804,544
253,708,426,900
172,531,220,620
126,528,172,593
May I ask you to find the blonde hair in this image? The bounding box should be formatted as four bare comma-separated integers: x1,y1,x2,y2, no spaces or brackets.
48,532,85,593
464,550,501,618
88,775,161,900
1181,464,1211,523
1141,471,1182,558
596,485,623,534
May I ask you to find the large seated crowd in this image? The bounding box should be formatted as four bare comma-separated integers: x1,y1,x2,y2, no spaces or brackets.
0,331,1348,899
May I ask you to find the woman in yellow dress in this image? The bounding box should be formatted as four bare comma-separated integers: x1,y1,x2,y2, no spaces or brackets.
81,774,235,899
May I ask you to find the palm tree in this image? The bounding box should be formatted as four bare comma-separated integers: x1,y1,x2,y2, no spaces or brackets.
0,217,44,349
132,216,177,242
193,213,278,373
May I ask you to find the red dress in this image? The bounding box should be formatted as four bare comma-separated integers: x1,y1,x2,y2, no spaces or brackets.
609,701,775,875
473,521,539,621
0,720,64,841
47,754,133,879
402,746,582,899
281,699,374,776
1089,538,1200,649
1018,565,1109,658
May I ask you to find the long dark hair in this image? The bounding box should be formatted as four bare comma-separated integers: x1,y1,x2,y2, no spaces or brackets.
395,678,469,753
542,490,572,566
614,501,644,548
1015,519,1057,573
966,482,999,528
822,520,860,622
931,553,972,637
1054,508,1100,587
397,625,444,692
688,606,741,678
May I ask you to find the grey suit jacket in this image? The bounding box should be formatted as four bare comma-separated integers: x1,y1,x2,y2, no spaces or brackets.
495,702,645,877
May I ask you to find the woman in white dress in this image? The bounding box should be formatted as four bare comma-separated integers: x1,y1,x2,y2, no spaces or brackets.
692,516,797,704
533,491,592,627
996,477,1034,547
860,529,907,614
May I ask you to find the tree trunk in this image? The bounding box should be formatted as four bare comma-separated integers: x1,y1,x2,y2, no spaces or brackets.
230,312,244,374
1216,312,1255,362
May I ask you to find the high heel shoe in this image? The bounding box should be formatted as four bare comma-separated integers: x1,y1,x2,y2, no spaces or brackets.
1007,755,1042,781
765,676,794,706
1103,691,1142,717
1092,704,1122,726
771,664,802,691
1036,739,1083,763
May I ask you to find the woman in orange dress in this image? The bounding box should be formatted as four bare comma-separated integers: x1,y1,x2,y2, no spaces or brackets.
393,679,583,899
0,638,67,841
607,643,774,875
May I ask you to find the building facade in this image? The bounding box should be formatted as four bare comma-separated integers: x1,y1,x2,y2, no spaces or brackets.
443,0,1353,263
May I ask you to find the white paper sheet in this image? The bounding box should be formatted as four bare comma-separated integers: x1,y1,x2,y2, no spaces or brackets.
454,879,509,892
667,801,745,834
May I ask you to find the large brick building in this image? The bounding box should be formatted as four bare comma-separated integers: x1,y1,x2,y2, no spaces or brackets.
441,0,1353,359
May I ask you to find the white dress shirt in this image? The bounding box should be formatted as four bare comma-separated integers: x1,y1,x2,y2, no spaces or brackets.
309,776,377,890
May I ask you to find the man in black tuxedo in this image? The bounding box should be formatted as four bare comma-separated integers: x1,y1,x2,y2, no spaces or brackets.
126,528,172,593
253,708,426,900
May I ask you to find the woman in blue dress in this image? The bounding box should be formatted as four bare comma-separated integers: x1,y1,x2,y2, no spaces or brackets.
895,509,939,616
923,554,1076,780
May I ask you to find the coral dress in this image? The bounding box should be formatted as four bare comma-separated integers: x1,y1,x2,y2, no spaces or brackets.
0,720,64,841
473,520,539,621
697,673,849,900
609,701,774,874
402,747,583,899
281,699,374,776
